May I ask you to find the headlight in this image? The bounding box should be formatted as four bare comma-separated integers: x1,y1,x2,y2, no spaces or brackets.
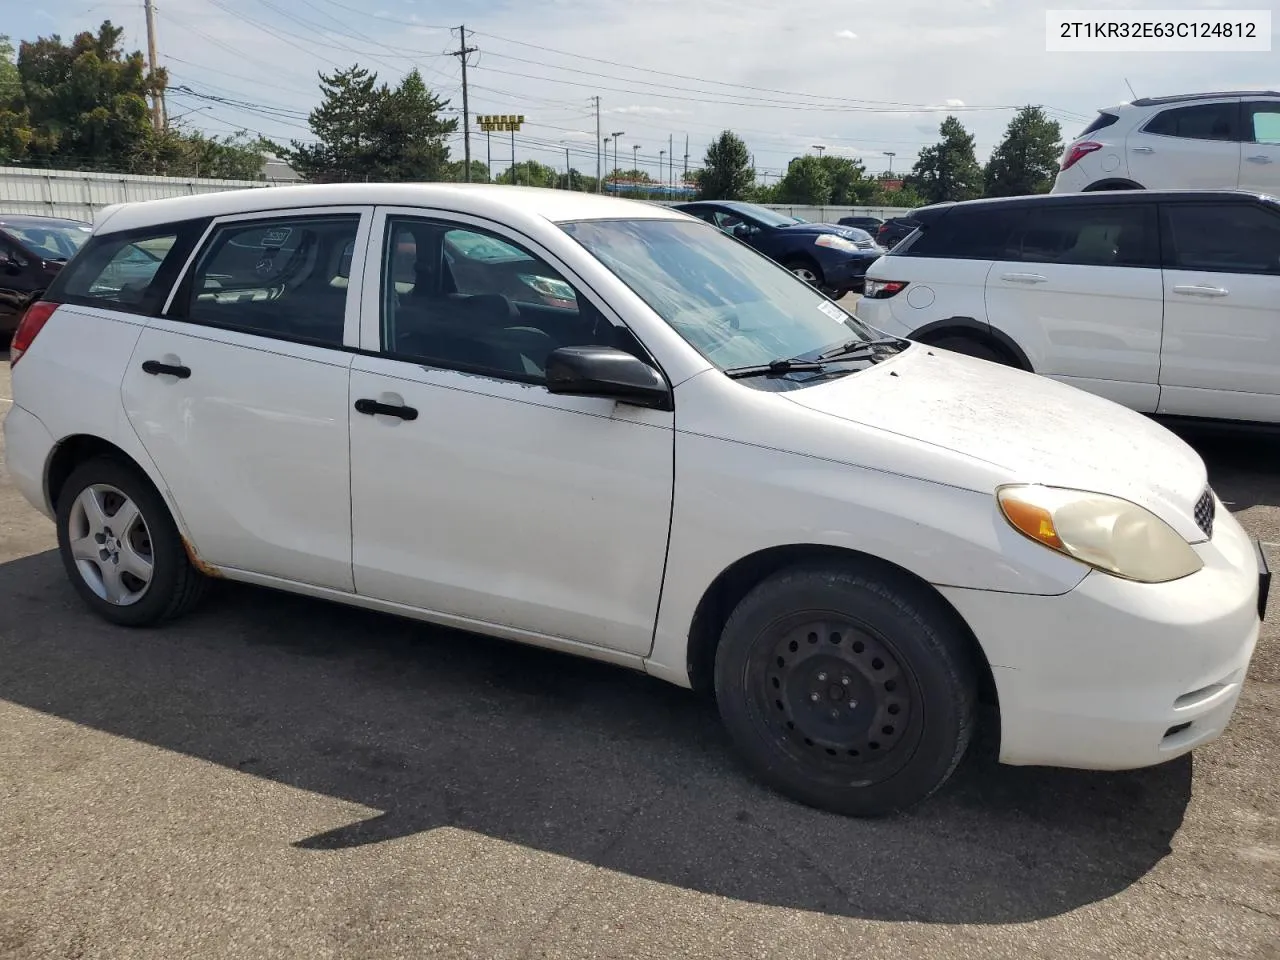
814,234,859,253
996,484,1203,583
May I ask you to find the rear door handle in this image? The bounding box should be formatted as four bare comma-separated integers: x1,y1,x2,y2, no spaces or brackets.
1172,284,1228,298
1246,154,1274,163
141,360,191,379
1001,273,1048,284
354,398,418,420
1131,145,1155,154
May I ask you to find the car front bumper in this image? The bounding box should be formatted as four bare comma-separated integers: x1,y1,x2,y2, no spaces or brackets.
940,502,1265,771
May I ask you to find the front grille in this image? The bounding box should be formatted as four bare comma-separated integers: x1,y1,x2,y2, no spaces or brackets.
855,239,874,249
1194,487,1215,538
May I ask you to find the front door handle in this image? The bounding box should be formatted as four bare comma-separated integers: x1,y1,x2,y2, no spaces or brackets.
1001,272,1048,284
1246,154,1274,163
354,398,418,420
141,360,191,379
1172,284,1228,298
1131,145,1155,154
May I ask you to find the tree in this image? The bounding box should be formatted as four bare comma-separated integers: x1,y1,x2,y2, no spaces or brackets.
909,115,983,204
15,21,164,172
447,158,490,183
0,35,30,165
169,130,271,180
496,158,558,188
285,65,456,182
697,130,753,200
776,155,832,205
820,155,872,205
984,105,1062,197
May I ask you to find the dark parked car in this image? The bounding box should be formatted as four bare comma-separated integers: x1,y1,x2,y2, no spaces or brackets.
673,200,885,298
0,214,93,337
875,215,925,250
838,215,884,232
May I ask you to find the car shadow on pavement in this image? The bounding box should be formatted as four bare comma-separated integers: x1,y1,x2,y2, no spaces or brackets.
0,549,1191,925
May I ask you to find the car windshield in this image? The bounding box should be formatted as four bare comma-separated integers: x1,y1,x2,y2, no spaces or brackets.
728,203,800,227
561,218,883,371
4,220,91,261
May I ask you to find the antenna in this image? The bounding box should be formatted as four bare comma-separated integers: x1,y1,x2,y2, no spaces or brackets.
1124,78,1138,101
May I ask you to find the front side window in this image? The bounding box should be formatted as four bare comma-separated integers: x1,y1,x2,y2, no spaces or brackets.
1162,203,1280,274
1143,102,1239,141
1245,102,1280,144
381,217,625,381
3,221,91,261
182,214,359,347
1016,204,1156,268
561,218,882,372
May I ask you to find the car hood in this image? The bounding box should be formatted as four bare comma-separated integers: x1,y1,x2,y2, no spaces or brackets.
780,345,1210,541
778,222,859,237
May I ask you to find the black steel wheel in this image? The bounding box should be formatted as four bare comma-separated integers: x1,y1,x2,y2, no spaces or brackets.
715,562,977,817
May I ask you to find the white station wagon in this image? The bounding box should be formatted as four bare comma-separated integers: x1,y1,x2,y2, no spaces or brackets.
3,184,1269,816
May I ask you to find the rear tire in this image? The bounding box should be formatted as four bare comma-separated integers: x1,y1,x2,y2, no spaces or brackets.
714,563,977,817
928,336,1011,365
55,457,207,627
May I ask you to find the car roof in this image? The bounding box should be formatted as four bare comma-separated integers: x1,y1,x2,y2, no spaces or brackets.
1128,90,1280,107
0,214,91,229
92,183,686,236
909,189,1277,218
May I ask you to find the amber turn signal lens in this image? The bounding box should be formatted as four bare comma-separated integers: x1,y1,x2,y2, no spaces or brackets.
999,496,1065,550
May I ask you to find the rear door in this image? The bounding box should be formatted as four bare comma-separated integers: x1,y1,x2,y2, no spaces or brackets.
1157,199,1280,424
120,207,371,590
984,201,1163,411
1129,100,1242,189
1239,99,1280,194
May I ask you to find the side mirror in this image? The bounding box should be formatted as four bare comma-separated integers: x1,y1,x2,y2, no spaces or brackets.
545,345,672,411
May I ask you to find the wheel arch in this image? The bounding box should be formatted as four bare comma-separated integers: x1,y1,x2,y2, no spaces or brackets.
909,317,1034,372
683,543,1000,715
1082,178,1144,192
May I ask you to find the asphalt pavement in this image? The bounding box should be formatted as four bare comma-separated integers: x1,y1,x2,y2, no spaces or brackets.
0,357,1277,960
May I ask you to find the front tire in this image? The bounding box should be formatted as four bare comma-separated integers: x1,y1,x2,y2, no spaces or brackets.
784,259,825,291
56,457,207,626
714,563,977,817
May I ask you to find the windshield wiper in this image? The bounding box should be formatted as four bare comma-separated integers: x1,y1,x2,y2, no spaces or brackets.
815,336,908,361
724,358,828,379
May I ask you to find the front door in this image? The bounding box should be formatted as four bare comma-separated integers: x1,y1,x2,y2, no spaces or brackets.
1157,200,1280,424
120,208,370,590
348,209,674,655
984,200,1164,411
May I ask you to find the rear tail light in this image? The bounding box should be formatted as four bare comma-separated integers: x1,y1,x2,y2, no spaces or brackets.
1060,140,1103,171
863,279,908,299
9,300,58,366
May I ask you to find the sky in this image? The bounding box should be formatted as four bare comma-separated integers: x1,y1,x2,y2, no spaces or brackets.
7,0,1278,181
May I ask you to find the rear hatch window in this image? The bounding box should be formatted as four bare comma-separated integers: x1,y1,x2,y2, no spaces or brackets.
1077,111,1120,137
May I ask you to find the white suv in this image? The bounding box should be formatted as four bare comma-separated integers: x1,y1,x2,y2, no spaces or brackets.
855,190,1280,426
3,184,1267,817
1052,91,1280,194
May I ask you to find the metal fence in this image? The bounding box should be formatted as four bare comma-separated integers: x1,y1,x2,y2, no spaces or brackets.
0,166,278,221
0,166,916,224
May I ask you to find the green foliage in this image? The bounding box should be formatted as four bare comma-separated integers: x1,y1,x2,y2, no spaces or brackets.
555,169,596,191
909,115,984,204
285,65,456,182
6,21,165,172
0,35,19,103
984,105,1063,197
496,158,559,187
776,154,831,205
697,130,753,200
447,158,491,183
170,130,272,179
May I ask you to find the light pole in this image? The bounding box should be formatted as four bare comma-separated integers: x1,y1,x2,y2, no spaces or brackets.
884,150,896,175
659,149,666,196
610,130,624,192
812,144,826,156
602,137,611,190
563,143,571,189
632,144,639,189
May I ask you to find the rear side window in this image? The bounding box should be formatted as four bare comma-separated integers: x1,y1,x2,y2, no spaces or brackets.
1015,204,1157,268
1162,203,1280,274
1079,111,1119,136
1143,102,1239,141
894,207,1025,260
179,214,360,347
49,220,206,316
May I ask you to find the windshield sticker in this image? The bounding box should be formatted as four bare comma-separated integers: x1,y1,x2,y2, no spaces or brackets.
261,227,293,249
817,300,847,323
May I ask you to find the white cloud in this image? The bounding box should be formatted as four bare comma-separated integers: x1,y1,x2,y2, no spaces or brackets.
835,30,858,40
609,105,691,116
945,98,966,107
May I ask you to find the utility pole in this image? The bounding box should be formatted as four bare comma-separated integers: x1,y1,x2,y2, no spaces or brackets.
143,0,165,134
511,126,516,186
683,134,689,187
593,96,602,193
610,131,624,193
668,133,673,193
631,144,639,183
452,25,479,182
564,144,571,189
486,131,491,181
